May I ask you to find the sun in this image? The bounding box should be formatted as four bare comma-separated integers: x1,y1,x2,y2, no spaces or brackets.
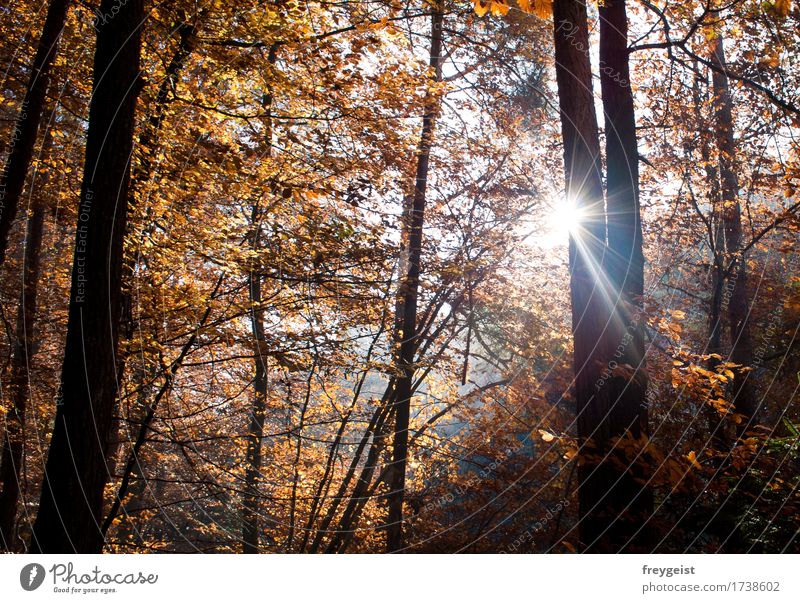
527,196,584,249
520,195,587,250
547,196,584,239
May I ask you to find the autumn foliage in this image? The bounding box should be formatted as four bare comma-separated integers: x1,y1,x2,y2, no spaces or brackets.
0,0,797,553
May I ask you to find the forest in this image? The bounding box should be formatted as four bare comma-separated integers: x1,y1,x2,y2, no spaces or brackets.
0,0,798,554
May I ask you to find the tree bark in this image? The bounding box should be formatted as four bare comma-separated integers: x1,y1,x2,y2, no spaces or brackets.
709,36,756,429
596,0,652,551
29,0,144,553
241,265,269,553
552,0,611,552
0,0,70,263
241,43,279,554
385,4,444,553
0,174,46,551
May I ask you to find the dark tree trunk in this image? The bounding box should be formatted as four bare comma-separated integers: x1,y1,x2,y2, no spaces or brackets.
241,43,279,554
595,0,652,550
0,0,70,263
709,36,756,429
242,266,268,553
0,184,46,551
29,0,144,553
552,0,610,552
385,5,444,553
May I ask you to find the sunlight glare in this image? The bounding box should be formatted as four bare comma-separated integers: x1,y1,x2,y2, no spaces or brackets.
548,196,584,240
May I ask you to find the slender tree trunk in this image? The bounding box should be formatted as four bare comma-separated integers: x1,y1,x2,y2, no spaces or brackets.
242,266,268,553
299,301,390,552
0,180,46,551
308,387,393,553
242,43,278,553
286,363,315,550
0,0,70,263
596,0,652,550
328,405,394,553
129,15,199,213
709,36,756,429
690,65,729,445
29,0,144,553
691,66,724,362
552,0,611,552
385,4,444,553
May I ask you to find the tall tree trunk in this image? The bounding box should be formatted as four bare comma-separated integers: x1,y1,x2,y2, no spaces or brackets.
0,0,70,263
596,0,652,550
385,4,444,553
242,43,278,553
242,265,268,553
691,66,724,362
29,0,144,553
552,0,610,552
0,176,46,551
691,65,729,446
710,36,756,429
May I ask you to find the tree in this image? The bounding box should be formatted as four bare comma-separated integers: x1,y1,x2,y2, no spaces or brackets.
709,34,756,429
30,0,145,553
547,0,651,551
0,0,70,264
0,122,50,550
551,0,614,552
386,1,445,553
596,0,651,550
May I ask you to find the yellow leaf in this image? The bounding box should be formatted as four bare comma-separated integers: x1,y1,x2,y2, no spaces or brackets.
490,0,510,16
519,0,552,17
473,0,490,17
538,429,555,442
474,0,510,16
687,451,702,470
